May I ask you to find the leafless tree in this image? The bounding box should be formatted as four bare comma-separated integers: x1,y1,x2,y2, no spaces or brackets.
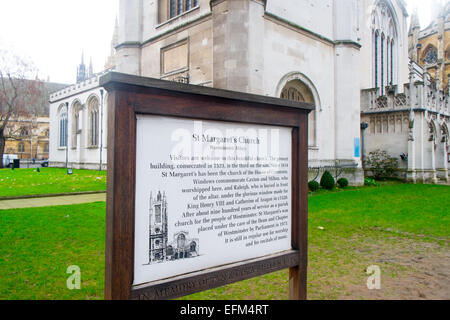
0,49,43,168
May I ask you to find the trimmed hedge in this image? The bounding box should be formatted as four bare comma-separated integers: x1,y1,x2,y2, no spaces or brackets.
320,171,335,190
337,178,349,188
308,180,320,192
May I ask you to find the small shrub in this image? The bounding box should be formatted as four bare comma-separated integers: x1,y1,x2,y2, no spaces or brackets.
308,180,320,192
364,177,378,187
337,178,349,188
365,150,399,180
320,171,335,190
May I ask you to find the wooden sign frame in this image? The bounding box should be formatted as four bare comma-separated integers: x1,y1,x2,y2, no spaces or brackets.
100,72,313,300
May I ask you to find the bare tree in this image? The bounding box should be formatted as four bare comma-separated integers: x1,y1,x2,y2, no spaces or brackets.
0,49,43,168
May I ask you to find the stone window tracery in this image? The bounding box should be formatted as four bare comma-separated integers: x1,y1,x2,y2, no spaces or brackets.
59,106,68,148
371,0,398,92
88,97,99,148
280,80,316,147
18,142,25,153
422,45,438,65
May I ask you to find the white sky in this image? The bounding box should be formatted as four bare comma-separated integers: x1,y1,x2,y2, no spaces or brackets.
0,0,444,85
406,0,447,28
0,0,119,84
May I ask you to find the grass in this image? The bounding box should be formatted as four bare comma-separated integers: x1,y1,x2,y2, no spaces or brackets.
0,168,106,198
308,183,449,238
0,203,105,300
0,184,448,300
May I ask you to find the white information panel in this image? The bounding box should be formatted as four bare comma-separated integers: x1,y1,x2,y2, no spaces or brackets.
134,115,293,285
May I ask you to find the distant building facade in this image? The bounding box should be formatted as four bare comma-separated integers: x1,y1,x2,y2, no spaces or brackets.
76,53,94,84
360,1,450,183
49,29,118,169
4,116,50,160
4,81,66,160
408,2,450,90
49,72,108,170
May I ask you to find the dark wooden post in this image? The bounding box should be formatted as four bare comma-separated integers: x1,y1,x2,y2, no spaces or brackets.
289,115,309,300
104,88,137,300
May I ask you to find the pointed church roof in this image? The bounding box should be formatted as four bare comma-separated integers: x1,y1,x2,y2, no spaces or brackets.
77,51,87,83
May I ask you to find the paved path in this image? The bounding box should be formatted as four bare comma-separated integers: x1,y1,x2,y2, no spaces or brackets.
0,193,106,210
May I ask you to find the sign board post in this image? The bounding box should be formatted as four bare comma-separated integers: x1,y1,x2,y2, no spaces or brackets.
100,72,312,300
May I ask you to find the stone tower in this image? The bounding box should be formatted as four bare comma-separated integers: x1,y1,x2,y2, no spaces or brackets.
148,191,168,264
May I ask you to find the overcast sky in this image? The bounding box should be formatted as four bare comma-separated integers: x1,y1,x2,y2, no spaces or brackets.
0,0,119,84
0,0,444,85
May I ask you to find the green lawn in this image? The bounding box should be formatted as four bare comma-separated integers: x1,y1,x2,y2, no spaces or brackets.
0,168,106,198
0,184,448,300
0,203,105,300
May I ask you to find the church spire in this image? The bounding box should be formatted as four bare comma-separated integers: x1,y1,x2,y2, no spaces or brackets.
76,51,87,83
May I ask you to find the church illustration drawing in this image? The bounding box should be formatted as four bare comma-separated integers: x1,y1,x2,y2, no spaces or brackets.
148,191,199,265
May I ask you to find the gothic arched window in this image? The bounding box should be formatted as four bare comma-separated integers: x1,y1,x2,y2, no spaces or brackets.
87,97,99,148
422,45,438,65
381,33,385,94
20,127,29,137
281,79,316,147
59,106,68,148
371,0,398,92
374,31,379,89
18,143,25,153
155,205,162,223
390,40,394,85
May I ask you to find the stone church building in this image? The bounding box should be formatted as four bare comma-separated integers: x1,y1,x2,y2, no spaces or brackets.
147,191,199,264
361,1,450,183
50,0,449,183
113,0,411,185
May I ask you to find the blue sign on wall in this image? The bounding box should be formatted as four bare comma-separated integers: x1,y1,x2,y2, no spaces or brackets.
354,138,360,158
